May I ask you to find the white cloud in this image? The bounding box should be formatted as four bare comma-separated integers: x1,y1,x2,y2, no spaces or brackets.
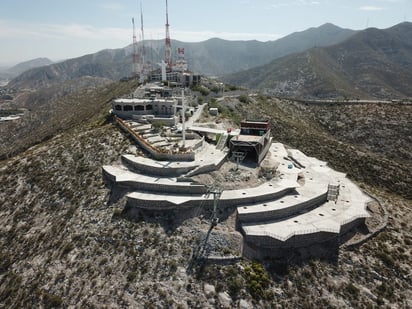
359,6,386,11
0,20,130,41
0,19,281,45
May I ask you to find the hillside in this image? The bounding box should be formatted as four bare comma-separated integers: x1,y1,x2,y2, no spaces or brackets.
7,58,54,76
0,78,138,159
1,21,411,308
0,89,411,307
224,22,412,99
7,50,131,90
173,23,355,76
226,95,411,199
0,58,54,84
7,23,355,89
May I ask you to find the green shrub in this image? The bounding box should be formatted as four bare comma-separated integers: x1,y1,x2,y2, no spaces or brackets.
60,242,74,257
344,282,359,298
228,276,243,298
43,292,63,308
127,271,137,282
238,95,250,104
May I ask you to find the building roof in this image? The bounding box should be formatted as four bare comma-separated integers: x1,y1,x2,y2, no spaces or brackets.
113,98,175,104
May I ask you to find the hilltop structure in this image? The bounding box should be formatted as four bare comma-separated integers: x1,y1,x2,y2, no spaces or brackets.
105,1,373,260
230,120,272,164
115,1,201,124
129,0,201,87
103,111,372,259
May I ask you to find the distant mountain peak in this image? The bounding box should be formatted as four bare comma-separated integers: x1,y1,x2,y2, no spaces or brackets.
7,57,54,77
318,22,341,29
224,22,412,99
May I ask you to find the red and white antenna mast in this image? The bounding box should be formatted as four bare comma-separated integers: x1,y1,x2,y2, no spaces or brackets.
165,0,172,69
131,17,139,78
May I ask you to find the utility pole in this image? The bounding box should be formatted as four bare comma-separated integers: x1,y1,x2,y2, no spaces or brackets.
210,186,222,227
181,88,186,149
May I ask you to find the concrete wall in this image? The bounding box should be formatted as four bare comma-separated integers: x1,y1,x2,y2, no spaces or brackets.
126,186,294,211
115,116,195,161
118,180,206,195
126,196,202,210
241,218,366,259
242,231,338,259
121,155,197,177
238,192,328,223
258,136,273,164
221,187,294,208
340,217,366,235
185,153,227,177
192,136,205,151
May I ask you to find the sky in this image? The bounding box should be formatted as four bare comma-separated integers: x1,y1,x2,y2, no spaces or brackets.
0,0,410,65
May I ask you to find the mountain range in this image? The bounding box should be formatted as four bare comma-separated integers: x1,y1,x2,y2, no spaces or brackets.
5,22,412,100
0,58,53,81
7,23,355,90
224,22,412,99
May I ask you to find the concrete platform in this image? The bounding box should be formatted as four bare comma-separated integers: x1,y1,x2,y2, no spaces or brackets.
103,165,207,194
240,187,371,247
121,154,199,177
239,144,372,249
103,126,372,256
126,178,297,210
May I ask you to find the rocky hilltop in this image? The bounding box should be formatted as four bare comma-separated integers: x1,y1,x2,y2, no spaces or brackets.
0,83,411,307
0,20,411,308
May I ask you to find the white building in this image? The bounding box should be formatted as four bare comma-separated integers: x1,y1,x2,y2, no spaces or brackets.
112,97,178,125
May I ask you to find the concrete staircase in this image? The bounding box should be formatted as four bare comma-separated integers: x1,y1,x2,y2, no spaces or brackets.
215,133,228,150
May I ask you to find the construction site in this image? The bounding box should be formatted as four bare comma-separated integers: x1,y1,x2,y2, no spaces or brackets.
104,0,375,260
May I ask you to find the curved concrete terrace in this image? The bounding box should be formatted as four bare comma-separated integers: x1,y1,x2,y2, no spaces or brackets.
121,142,228,178
238,143,371,248
241,188,371,248
103,165,207,194
126,178,297,210
237,147,346,223
104,118,372,255
121,154,198,177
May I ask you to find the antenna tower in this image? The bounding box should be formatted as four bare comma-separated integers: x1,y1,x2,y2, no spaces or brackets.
131,18,139,78
165,0,172,69
139,3,146,82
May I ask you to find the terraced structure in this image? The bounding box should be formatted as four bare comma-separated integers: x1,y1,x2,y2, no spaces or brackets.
103,133,372,259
